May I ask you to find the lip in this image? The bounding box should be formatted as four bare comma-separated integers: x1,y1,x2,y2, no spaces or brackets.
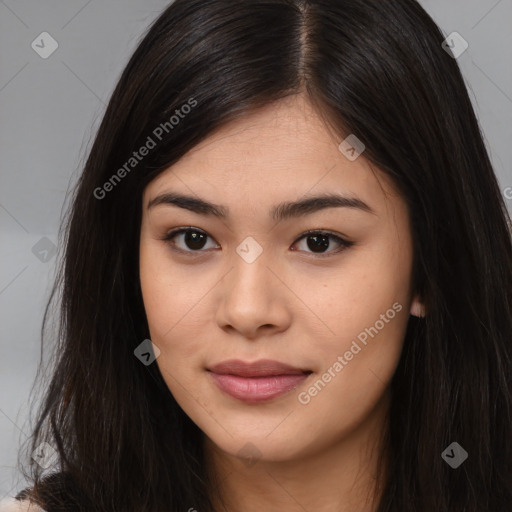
207,359,312,403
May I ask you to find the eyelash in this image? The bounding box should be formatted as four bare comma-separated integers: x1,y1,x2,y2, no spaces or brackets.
161,227,354,258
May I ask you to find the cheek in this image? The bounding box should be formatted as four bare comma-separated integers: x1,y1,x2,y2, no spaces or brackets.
139,240,214,368
291,232,412,389
296,303,409,439
296,249,410,345
139,244,170,338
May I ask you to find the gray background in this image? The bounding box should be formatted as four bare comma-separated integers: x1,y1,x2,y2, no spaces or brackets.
1,0,511,501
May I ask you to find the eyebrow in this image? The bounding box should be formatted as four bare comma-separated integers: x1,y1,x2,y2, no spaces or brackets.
147,191,376,221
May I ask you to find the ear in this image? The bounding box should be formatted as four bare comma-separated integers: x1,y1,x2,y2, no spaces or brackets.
409,295,426,318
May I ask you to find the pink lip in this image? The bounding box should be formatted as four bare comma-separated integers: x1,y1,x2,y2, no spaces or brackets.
207,359,312,403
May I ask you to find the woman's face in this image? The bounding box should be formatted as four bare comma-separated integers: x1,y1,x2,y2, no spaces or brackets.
139,94,420,463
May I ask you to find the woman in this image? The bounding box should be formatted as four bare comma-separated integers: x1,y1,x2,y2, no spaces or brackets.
4,0,512,510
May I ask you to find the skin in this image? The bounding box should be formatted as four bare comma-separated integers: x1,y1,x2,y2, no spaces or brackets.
139,93,424,512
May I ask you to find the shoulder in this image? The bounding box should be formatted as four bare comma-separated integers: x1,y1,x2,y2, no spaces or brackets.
0,497,46,512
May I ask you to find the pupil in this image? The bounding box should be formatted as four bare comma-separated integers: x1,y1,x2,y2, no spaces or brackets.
185,231,207,250
183,232,330,252
307,234,329,253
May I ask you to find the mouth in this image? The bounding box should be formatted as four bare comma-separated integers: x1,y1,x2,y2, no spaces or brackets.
207,359,313,403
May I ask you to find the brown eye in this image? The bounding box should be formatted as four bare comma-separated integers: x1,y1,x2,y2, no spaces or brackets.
292,230,354,257
163,228,219,253
162,227,353,258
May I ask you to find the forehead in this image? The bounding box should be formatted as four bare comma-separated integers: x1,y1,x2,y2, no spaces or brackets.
143,94,402,216
176,95,346,174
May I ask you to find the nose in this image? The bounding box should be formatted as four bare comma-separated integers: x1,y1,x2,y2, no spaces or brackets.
215,252,292,340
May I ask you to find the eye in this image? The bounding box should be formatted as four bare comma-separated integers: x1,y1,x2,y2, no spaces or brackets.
161,227,354,257
162,227,219,255
291,230,354,257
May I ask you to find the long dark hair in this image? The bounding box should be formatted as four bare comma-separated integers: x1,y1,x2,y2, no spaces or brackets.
15,0,512,510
